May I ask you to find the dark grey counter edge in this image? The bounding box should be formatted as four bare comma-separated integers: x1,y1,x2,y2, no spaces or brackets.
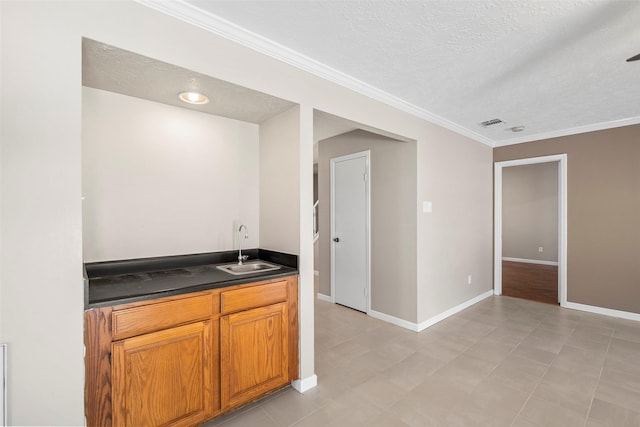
86,268,298,309
84,249,298,309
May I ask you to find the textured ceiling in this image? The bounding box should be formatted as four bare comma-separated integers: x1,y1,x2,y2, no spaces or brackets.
82,38,295,124
163,0,640,146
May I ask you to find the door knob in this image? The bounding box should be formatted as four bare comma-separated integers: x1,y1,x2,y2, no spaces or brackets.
333,237,340,242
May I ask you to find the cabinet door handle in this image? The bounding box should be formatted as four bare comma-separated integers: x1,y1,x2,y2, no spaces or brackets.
333,237,340,243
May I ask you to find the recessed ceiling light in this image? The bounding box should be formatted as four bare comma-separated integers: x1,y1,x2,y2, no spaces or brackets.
509,126,525,132
178,91,209,105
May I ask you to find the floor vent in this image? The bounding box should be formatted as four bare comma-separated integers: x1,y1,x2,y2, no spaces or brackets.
479,118,504,127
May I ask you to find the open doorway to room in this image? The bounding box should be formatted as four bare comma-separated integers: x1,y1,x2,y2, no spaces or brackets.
494,155,568,306
502,161,559,304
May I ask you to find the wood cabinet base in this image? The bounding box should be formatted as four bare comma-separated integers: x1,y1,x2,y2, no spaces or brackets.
85,276,298,427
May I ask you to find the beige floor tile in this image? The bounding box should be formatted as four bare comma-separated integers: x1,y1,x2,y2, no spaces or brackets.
521,331,568,354
551,343,607,376
462,337,518,364
380,352,444,391
520,396,587,427
347,374,408,410
511,342,557,365
417,334,476,363
210,406,279,427
533,365,599,415
613,324,640,344
489,354,547,393
429,354,497,391
587,398,640,427
296,392,382,427
510,415,546,427
261,388,324,427
594,376,640,412
388,394,455,427
364,412,411,427
203,297,640,427
459,376,529,424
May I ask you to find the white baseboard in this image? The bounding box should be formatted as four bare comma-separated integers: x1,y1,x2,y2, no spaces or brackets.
369,310,420,332
416,290,494,332
292,374,317,393
503,257,558,266
316,293,331,302
369,290,494,333
564,301,640,322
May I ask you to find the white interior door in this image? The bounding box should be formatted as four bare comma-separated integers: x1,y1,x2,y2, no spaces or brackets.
331,151,370,313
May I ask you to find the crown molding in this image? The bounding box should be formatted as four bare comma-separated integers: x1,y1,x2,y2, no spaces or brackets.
134,0,495,147
494,116,640,147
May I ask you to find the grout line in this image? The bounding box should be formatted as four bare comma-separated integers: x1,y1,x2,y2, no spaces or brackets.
508,315,562,427
581,332,614,427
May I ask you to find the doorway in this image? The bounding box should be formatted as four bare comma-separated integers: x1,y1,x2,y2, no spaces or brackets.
494,154,567,306
330,151,370,313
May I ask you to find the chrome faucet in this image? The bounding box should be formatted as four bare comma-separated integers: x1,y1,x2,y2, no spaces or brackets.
238,224,249,265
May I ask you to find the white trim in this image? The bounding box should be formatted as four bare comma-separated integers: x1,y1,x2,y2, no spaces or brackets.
291,374,318,393
133,0,494,147
416,290,494,332
316,293,331,302
1,343,6,427
370,290,494,332
369,310,420,332
494,154,568,308
565,302,640,322
330,151,371,313
502,257,559,266
494,116,640,147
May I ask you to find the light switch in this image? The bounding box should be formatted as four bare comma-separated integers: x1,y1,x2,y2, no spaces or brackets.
422,201,433,213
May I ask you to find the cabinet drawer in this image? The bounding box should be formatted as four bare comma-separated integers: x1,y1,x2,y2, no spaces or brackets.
220,281,288,314
112,294,213,340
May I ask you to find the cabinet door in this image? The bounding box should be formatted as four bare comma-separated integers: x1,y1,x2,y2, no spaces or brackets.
220,302,289,409
112,321,213,427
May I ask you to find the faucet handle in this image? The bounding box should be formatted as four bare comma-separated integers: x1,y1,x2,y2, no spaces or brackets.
238,255,249,264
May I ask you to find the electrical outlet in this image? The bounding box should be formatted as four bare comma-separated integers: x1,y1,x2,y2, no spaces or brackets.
468,275,472,285
538,246,543,253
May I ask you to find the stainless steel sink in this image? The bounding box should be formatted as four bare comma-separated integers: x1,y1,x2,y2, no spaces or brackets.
216,260,281,275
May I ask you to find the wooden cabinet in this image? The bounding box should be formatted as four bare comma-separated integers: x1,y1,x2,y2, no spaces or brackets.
221,302,288,409
112,321,214,427
85,275,298,427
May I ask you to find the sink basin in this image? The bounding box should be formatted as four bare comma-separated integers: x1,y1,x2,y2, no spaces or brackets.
217,260,281,275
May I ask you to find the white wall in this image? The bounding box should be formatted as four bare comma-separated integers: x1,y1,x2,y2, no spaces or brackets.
82,87,259,261
502,162,558,262
1,2,84,424
1,1,494,423
259,106,300,255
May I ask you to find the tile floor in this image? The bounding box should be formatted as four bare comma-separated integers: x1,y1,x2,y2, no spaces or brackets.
204,296,640,427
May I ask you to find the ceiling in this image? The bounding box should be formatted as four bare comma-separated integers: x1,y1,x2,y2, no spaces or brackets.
140,0,640,147
82,38,295,124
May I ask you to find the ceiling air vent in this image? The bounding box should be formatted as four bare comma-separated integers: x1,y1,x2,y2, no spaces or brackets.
479,118,504,127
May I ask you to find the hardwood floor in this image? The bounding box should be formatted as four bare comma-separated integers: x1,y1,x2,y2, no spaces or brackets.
502,261,558,305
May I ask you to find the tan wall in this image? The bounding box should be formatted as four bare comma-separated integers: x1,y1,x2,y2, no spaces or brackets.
494,125,640,313
503,162,558,262
318,130,417,322
416,127,494,322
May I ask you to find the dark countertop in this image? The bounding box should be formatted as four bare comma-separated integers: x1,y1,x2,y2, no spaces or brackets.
85,249,298,309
